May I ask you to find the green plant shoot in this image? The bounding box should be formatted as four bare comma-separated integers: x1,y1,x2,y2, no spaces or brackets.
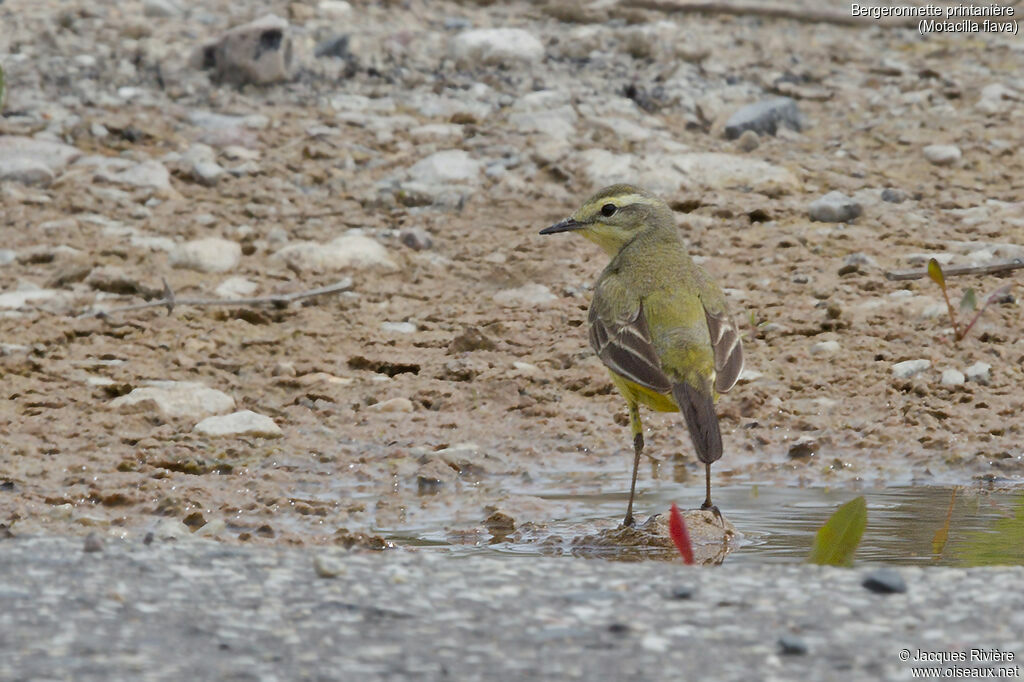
808,496,867,567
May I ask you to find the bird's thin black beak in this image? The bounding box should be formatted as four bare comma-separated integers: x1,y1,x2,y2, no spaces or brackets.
540,218,583,235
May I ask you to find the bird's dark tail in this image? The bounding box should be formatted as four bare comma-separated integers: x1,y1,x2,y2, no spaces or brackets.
672,381,722,464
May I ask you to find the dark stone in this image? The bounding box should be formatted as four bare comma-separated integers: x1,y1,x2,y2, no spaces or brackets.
724,97,803,140
315,34,350,59
881,188,906,203
83,532,104,553
669,586,694,600
862,568,907,594
778,635,808,655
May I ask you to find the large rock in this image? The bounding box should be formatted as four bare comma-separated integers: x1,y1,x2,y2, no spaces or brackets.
0,136,81,169
450,29,544,66
192,14,294,85
194,410,283,438
110,381,235,420
0,158,54,185
93,160,173,192
408,150,481,185
724,97,803,139
273,233,398,272
169,238,242,273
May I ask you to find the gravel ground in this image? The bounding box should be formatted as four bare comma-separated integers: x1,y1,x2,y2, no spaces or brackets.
1,534,1022,682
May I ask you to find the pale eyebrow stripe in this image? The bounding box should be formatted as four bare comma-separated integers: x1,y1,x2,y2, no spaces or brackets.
611,193,660,207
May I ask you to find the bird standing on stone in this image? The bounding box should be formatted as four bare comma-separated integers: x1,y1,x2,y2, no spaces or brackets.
540,184,743,526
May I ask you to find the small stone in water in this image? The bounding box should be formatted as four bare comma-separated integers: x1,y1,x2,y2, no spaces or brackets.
83,533,104,553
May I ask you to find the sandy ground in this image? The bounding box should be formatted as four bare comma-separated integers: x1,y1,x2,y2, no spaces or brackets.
0,0,1022,549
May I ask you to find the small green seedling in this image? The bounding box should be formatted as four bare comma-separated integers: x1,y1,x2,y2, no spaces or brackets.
927,258,1012,343
808,496,867,567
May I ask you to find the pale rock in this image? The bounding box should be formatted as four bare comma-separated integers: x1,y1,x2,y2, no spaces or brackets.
724,97,803,139
0,158,54,185
110,381,235,419
214,277,258,299
923,145,961,166
940,369,965,387
0,289,61,309
409,124,463,143
976,83,1020,115
143,0,184,17
408,150,481,185
317,0,352,18
670,153,800,195
509,108,577,139
493,283,556,307
0,136,82,174
891,359,931,379
273,234,398,272
192,14,294,85
369,397,414,413
95,159,173,191
810,341,840,355
965,362,991,385
170,238,242,273
809,191,862,223
381,321,417,334
194,410,283,438
575,149,637,187
450,29,544,66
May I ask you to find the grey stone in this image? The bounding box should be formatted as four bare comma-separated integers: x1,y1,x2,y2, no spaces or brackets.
881,188,907,203
110,381,235,419
862,568,907,594
493,283,556,308
778,635,808,655
214,277,258,299
272,234,398,272
809,191,862,223
169,238,241,273
143,0,184,17
400,227,433,251
450,29,544,66
408,150,481,185
923,144,961,166
965,362,991,385
0,136,82,174
940,369,965,387
891,359,930,379
192,14,294,85
724,97,803,140
194,410,283,438
810,341,840,355
735,129,760,152
0,158,54,185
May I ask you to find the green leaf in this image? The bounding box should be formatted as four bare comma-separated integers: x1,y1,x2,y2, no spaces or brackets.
808,496,867,567
927,258,945,288
956,493,1024,566
960,288,977,312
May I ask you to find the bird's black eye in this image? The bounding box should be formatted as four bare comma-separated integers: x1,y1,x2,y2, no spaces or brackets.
600,203,617,217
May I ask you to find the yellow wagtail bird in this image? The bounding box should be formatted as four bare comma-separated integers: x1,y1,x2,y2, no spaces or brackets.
540,184,743,526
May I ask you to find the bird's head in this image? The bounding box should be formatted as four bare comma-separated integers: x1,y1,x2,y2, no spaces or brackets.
540,184,673,256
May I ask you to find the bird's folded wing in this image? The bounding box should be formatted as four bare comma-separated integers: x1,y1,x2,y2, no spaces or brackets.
703,307,743,394
589,297,672,395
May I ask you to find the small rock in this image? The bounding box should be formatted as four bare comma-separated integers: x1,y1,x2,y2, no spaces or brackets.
0,136,82,174
862,568,907,594
95,160,173,192
493,283,556,308
450,28,544,66
194,410,283,438
214,276,258,299
964,362,991,385
315,35,351,59
449,326,497,353
844,253,877,269
192,14,294,85
318,0,352,18
417,459,458,492
170,238,242,273
787,438,817,459
0,158,54,185
810,341,840,355
940,369,965,387
110,381,235,420
408,150,481,185
923,144,961,166
669,586,694,600
381,321,417,334
85,266,150,296
143,0,184,17
881,188,907,203
192,161,225,186
400,227,433,251
976,83,1019,115
724,97,803,140
778,635,809,655
735,129,760,152
891,359,931,379
83,533,104,553
313,554,347,578
0,289,62,309
809,191,862,223
368,397,414,413
272,234,398,272
669,153,800,195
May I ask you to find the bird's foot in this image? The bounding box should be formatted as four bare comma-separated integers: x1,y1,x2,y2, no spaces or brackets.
621,513,635,528
701,501,725,527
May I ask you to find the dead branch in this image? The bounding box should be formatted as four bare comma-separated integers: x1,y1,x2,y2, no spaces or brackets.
885,259,1024,282
80,278,353,318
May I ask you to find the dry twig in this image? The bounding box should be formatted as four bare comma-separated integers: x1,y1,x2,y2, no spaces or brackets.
80,278,353,318
884,259,1024,282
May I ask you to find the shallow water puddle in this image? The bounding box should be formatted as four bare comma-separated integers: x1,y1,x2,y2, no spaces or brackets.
379,484,1024,566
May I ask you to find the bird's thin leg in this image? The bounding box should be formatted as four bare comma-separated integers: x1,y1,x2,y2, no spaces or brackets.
700,462,724,525
623,402,643,527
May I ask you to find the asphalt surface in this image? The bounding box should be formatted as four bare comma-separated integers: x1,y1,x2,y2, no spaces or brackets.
1,534,1022,681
